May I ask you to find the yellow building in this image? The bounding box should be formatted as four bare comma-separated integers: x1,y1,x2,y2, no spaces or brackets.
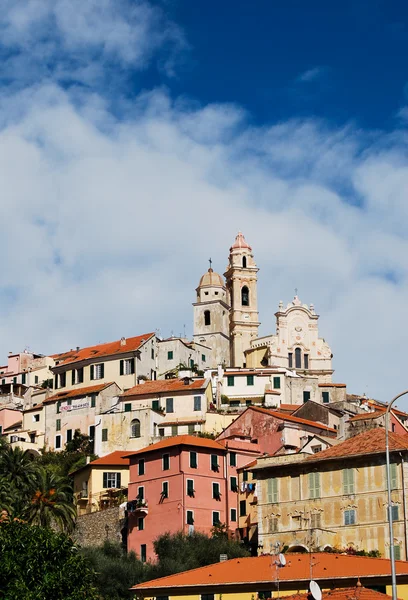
131,552,408,599
253,428,408,559
72,450,132,515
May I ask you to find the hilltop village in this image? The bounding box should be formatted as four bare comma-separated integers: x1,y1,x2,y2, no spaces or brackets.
1,232,406,567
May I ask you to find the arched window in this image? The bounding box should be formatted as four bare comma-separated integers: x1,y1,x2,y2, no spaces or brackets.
295,348,302,369
204,310,211,326
131,419,141,438
241,286,249,306
242,256,247,268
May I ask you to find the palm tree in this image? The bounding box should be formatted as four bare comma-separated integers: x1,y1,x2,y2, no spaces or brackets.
25,468,76,533
0,445,39,515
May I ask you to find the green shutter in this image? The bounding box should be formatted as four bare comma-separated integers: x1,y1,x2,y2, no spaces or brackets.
394,545,401,560
90,365,94,380
103,473,107,488
343,468,354,494
309,472,320,499
390,463,398,490
124,403,131,412
267,478,278,503
71,370,75,385
130,358,135,374
102,428,108,442
100,363,104,378
120,360,124,376
273,377,280,389
117,473,121,488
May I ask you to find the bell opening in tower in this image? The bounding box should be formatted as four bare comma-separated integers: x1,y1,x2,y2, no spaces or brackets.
241,286,249,307
242,256,247,268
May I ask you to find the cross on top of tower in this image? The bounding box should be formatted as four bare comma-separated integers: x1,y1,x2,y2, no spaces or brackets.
209,257,213,271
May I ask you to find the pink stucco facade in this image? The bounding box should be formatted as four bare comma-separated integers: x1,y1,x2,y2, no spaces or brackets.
0,407,22,432
127,435,260,562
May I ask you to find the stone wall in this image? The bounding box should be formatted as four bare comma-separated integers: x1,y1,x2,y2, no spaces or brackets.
73,506,126,547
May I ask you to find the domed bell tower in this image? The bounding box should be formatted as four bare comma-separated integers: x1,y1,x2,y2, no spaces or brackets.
193,264,231,368
225,232,260,367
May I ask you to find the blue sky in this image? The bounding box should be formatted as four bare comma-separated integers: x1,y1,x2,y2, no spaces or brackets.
0,0,407,404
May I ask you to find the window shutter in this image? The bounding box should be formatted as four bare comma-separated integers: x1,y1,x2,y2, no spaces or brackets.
54,375,58,389
267,478,273,503
272,478,278,503
120,360,124,376
103,473,107,488
309,472,319,498
71,370,75,385
130,358,135,374
117,473,121,488
90,365,94,380
100,363,104,378
390,463,398,490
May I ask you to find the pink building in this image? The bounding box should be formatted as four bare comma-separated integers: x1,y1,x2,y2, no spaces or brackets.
0,407,22,436
126,434,260,562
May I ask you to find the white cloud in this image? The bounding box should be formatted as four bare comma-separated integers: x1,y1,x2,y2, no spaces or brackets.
0,2,407,406
297,67,326,83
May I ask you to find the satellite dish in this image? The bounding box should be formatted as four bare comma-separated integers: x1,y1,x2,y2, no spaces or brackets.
278,553,286,566
310,581,322,600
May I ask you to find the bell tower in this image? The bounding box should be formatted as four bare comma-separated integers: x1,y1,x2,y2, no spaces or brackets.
225,232,260,367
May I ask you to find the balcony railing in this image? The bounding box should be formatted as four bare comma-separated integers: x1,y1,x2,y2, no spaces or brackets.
127,499,149,515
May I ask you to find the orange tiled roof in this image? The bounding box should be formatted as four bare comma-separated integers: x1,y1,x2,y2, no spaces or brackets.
88,451,133,467
348,410,385,422
306,428,408,462
318,383,347,388
285,587,396,600
133,552,408,592
248,406,337,433
279,403,298,413
125,434,225,458
43,382,115,404
121,378,208,397
53,333,155,367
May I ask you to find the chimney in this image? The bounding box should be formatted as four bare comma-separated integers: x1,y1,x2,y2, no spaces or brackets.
76,346,80,352
120,337,126,346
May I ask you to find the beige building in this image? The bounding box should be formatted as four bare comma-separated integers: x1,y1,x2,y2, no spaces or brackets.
72,451,132,515
157,337,209,377
254,428,408,559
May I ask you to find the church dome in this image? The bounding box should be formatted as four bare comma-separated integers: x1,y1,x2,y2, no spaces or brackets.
198,268,225,288
230,231,252,251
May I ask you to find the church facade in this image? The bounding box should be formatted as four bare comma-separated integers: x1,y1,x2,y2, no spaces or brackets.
193,232,333,384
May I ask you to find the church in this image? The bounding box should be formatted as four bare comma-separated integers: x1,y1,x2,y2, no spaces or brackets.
193,232,334,384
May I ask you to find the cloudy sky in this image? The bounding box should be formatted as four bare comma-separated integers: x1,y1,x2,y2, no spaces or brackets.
1,0,407,405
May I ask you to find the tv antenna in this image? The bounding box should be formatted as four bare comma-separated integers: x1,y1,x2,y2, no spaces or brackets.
272,542,287,600
310,581,322,600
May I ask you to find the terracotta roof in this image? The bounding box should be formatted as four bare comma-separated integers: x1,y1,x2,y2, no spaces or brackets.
348,411,385,422
24,403,44,413
285,587,396,600
133,552,408,592
52,333,154,367
247,406,337,434
126,434,225,458
230,231,252,251
70,451,133,475
121,378,208,397
43,382,115,404
318,383,347,388
306,428,408,463
279,403,298,413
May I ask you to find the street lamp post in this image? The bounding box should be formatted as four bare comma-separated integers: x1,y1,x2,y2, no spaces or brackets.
385,390,408,600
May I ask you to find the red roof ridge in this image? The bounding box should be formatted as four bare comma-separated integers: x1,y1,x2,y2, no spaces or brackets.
122,378,208,397
43,382,116,404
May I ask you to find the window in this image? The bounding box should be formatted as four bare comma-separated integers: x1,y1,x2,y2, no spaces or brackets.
230,476,238,492
103,472,121,488
89,425,95,441
241,286,249,306
12,376,17,385
72,368,84,385
120,358,135,375
186,510,194,525
211,454,219,471
267,478,278,503
56,419,61,432
344,509,356,525
140,544,146,563
67,398,72,406
158,428,165,437
169,424,177,437
247,375,254,386
188,424,195,435
242,256,247,268
1,379,4,385
309,472,321,499
66,429,73,443
343,468,355,495
131,419,141,438
391,505,399,521
33,414,40,423
137,486,144,500
190,451,198,468
29,433,35,443
204,310,211,326
162,453,170,471
295,348,302,369
303,391,311,403
167,351,173,360
55,435,61,449
322,391,330,404
21,373,26,385
243,470,248,482
201,354,206,362
190,359,195,368
230,452,236,467
311,513,321,529
394,545,401,560
212,482,221,500
166,397,174,413
162,481,169,498
390,463,398,490
304,354,309,369
124,403,132,412
151,348,154,360
60,372,66,388
156,596,169,600
194,396,201,411
35,375,39,384
90,364,104,380
227,375,234,387
91,395,96,408
56,400,61,414
201,595,215,600
138,459,145,476
266,516,277,533
187,479,195,497
230,508,237,522
273,377,281,389
138,517,144,531
152,400,160,411
212,511,220,526
102,428,108,442
239,500,246,517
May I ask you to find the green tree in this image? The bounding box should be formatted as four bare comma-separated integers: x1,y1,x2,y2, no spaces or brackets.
0,446,39,515
24,467,77,533
0,519,98,600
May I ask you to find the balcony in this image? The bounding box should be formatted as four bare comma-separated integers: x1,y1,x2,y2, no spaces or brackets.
127,499,149,515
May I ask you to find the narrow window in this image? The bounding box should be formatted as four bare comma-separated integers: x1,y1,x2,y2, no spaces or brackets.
230,476,238,492
56,419,61,432
343,468,355,495
311,513,321,529
89,425,95,441
125,403,132,412
295,348,302,369
137,486,144,500
190,451,198,468
187,479,195,497
167,351,173,360
166,398,174,413
162,453,170,471
162,481,169,499
212,482,221,500
21,373,26,385
140,544,147,563
131,419,141,438
60,372,66,387
230,508,237,522
322,391,330,403
288,353,293,368
91,395,96,408
204,310,211,326
211,454,219,472
172,424,178,436
186,510,194,525
241,286,249,306
247,375,254,386
201,354,206,362
239,500,246,517
303,391,311,403
35,375,39,384
309,472,321,499
242,256,247,268
102,428,108,442
55,435,61,449
13,376,17,385
152,400,160,411
304,354,309,369
267,478,278,503
229,452,236,467
391,505,399,522
212,511,220,526
390,463,398,490
138,459,145,476
243,470,248,482
273,377,280,389
66,429,73,443
151,348,154,360
194,396,201,411
138,517,144,531
344,509,356,525
227,375,235,387
188,424,195,435
394,545,401,560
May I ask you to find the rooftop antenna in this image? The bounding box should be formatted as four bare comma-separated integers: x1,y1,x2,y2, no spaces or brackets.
310,581,322,600
272,541,287,600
